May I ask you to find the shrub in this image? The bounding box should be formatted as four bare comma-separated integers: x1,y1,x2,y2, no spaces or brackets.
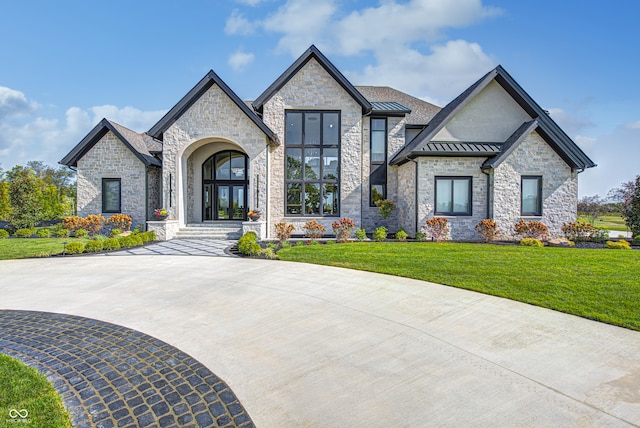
238,231,259,255
415,231,427,241
475,219,500,242
261,247,279,260
373,226,388,242
102,238,121,251
55,228,70,238
74,228,88,238
354,228,367,241
117,236,135,248
84,240,103,253
62,216,87,231
633,236,640,245
375,199,396,219
140,231,156,243
36,228,51,238
131,235,144,246
332,217,355,242
14,228,35,238
65,242,84,254
590,228,609,243
110,228,122,238
0,229,9,239
520,238,543,247
85,214,105,236
303,220,326,239
274,222,294,242
605,240,631,250
514,219,548,240
395,229,408,241
107,213,132,231
423,218,449,242
281,240,291,249
561,221,595,242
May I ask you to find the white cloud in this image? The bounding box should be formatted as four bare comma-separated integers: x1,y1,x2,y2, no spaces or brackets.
0,86,37,119
547,108,594,136
235,0,264,5
626,120,640,129
225,10,256,36
228,50,255,71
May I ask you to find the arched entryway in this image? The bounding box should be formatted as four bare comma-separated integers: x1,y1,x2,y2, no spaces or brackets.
202,150,249,221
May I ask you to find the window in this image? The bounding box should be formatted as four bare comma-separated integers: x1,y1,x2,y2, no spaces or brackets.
370,118,387,206
102,178,121,213
435,177,472,216
521,176,542,216
285,111,340,216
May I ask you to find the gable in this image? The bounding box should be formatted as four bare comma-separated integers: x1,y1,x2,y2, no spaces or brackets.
432,80,531,143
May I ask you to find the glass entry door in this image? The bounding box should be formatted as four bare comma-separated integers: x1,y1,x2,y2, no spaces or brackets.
202,151,249,221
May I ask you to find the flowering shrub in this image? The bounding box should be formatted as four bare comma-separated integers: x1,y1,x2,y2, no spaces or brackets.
85,214,105,236
514,219,548,240
475,218,500,242
62,216,88,231
274,222,295,242
303,220,326,239
107,213,132,231
375,199,396,219
423,217,450,242
332,217,355,242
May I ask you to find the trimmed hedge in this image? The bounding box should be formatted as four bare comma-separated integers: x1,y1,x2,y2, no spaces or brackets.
0,229,9,239
520,238,543,247
84,240,104,253
65,242,84,254
102,238,121,251
605,240,631,250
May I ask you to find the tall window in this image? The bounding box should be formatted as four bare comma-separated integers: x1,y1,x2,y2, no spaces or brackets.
285,111,340,216
435,177,472,216
102,178,121,213
370,118,387,206
521,176,542,216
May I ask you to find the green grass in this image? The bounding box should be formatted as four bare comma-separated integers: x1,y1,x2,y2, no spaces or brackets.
0,354,72,428
0,237,91,260
278,242,640,330
579,214,629,231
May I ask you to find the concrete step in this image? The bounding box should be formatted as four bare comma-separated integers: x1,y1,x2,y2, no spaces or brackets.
175,223,243,240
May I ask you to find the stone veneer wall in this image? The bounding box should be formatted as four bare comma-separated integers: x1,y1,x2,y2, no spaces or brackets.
161,84,269,225
362,116,405,233
417,157,488,241
492,131,577,239
146,165,162,224
76,131,147,227
262,58,363,237
397,162,417,236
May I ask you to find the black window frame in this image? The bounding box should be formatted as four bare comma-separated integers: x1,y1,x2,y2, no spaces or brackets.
434,176,473,216
284,110,340,217
370,117,387,206
102,178,121,214
521,175,543,216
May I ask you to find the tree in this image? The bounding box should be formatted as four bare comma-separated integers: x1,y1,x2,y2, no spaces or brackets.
0,181,10,221
6,166,43,228
577,195,603,224
608,176,640,238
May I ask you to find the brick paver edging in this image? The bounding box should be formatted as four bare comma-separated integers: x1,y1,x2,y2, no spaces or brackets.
0,310,253,428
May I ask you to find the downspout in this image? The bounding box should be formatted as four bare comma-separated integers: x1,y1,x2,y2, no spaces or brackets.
145,167,149,230
481,168,493,219
409,158,419,236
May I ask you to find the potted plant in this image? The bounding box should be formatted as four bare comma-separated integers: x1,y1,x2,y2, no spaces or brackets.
248,209,262,221
154,208,168,220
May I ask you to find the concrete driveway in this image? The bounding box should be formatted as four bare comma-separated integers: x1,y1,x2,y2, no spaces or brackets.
1,256,638,427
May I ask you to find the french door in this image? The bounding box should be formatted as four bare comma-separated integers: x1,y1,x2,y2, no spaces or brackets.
202,151,248,221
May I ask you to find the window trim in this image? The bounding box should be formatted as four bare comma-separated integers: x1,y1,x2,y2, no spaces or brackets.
284,110,341,217
434,176,473,216
102,178,121,214
521,175,543,216
369,117,387,206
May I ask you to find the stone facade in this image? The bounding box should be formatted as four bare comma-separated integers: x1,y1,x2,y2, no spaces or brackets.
262,58,363,237
76,131,147,227
492,131,577,239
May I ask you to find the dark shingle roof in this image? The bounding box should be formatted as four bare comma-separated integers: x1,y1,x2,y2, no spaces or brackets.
148,70,276,142
253,45,372,115
389,65,596,170
60,119,162,168
356,86,441,124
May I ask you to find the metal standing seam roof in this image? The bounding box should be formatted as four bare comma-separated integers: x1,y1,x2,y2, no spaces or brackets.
370,101,411,115
420,142,503,156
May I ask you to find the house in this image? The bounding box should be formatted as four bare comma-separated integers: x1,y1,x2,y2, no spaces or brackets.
60,45,596,241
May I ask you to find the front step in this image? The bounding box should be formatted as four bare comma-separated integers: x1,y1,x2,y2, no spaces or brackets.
175,222,243,240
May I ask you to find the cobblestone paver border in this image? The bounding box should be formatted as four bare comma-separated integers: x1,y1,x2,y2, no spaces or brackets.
0,310,253,428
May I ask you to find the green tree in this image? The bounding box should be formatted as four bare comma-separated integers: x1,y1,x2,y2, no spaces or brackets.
577,195,603,224
6,166,43,228
609,176,640,238
0,181,11,221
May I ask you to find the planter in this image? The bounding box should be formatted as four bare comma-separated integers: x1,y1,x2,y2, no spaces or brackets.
248,215,261,222
155,214,168,221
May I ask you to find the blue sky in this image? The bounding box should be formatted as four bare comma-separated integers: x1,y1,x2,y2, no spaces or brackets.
1,0,638,198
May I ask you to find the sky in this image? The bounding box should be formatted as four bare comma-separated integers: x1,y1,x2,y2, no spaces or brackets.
0,0,638,198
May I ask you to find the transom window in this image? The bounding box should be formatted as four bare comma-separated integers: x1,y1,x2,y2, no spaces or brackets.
521,176,542,216
435,176,472,216
285,111,340,216
102,178,121,213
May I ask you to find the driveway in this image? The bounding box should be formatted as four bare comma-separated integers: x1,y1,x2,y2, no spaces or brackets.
1,256,638,427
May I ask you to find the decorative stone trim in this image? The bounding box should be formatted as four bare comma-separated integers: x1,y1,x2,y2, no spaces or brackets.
147,220,180,241
242,220,266,240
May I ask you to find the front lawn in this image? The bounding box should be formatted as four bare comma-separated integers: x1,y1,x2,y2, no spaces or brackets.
0,238,91,260
579,214,629,232
278,242,640,330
